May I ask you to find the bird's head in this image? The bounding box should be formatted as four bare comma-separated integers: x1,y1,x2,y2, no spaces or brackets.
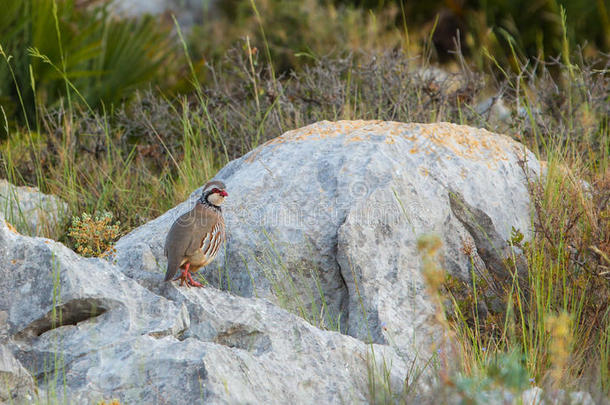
200,181,228,207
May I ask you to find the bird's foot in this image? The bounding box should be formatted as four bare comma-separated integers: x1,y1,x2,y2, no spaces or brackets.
176,267,203,288
185,270,203,288
178,270,188,287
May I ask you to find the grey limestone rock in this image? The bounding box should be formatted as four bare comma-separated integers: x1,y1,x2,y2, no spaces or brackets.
0,120,544,404
115,120,540,357
0,179,69,238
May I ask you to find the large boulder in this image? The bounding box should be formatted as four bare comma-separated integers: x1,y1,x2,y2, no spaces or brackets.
0,120,541,403
0,220,410,403
115,120,540,357
54,288,410,404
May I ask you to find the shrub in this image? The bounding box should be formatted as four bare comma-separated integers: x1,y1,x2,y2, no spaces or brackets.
68,211,120,257
0,0,175,132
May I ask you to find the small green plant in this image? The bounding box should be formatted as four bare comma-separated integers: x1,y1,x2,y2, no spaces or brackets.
68,211,120,257
452,350,530,403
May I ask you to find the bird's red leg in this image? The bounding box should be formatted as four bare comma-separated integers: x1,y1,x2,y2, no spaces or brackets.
178,263,190,287
186,271,203,288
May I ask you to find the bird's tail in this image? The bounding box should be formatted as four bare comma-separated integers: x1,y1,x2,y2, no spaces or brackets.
164,263,178,282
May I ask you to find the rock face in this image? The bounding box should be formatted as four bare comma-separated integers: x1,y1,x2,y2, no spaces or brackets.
116,120,540,354
0,179,69,238
0,220,408,404
0,120,541,403
0,344,35,403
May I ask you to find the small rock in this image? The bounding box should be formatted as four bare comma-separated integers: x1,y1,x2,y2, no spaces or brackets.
0,179,69,237
109,0,219,27
475,96,512,123
522,387,544,404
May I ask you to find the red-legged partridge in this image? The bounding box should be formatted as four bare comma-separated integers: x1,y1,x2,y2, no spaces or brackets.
164,181,227,287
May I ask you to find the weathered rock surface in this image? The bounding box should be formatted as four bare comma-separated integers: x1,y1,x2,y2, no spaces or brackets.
520,387,600,405
0,344,35,404
0,120,543,403
115,120,540,357
0,179,69,238
0,219,410,404
446,386,600,405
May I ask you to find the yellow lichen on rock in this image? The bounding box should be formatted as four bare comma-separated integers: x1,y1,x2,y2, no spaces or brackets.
248,120,521,167
4,221,19,234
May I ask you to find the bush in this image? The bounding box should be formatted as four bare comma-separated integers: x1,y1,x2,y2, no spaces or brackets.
0,0,175,131
68,211,120,257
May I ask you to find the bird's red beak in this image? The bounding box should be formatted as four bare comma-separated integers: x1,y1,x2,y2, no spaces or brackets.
220,190,228,197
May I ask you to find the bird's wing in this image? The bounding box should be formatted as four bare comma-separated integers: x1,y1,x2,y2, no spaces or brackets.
164,209,199,281
164,206,220,281
184,205,220,256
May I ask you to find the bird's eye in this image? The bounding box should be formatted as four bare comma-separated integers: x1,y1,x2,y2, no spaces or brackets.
211,188,219,193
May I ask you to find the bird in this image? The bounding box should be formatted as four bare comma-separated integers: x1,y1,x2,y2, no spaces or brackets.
164,181,228,287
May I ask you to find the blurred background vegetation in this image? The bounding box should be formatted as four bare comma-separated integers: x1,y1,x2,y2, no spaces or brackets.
1,0,609,129
0,0,608,233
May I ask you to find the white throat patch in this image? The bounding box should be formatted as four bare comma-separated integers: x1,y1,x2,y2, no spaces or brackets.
207,193,226,206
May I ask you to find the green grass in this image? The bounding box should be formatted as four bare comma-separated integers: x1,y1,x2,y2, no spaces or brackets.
439,157,609,402
0,0,175,128
433,45,609,402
